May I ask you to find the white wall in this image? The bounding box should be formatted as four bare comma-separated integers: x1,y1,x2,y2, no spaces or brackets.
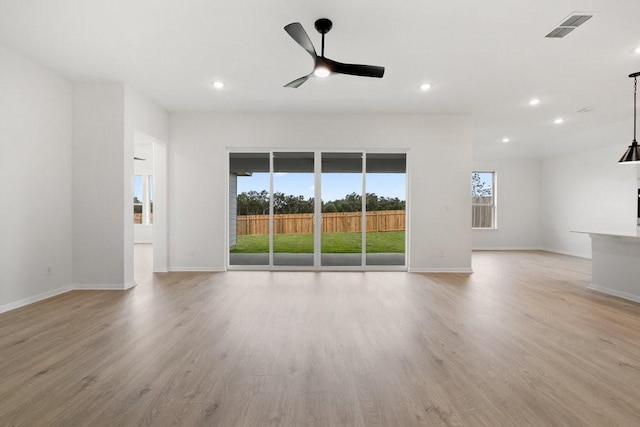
73,84,167,289
152,142,168,272
541,144,639,258
0,45,73,311
168,113,473,272
73,83,128,288
472,159,542,250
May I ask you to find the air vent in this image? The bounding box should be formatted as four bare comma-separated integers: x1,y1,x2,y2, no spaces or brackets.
560,15,592,28
545,13,594,38
577,107,595,113
546,27,575,38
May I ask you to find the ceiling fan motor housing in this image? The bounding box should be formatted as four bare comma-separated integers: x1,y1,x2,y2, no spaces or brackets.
315,18,333,34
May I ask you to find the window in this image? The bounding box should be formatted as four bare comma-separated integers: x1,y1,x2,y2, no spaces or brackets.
133,174,153,225
472,172,496,228
148,175,154,225
133,175,143,224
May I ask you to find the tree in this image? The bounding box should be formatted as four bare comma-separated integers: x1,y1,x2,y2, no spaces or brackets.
237,191,406,214
323,192,405,212
471,173,492,198
133,196,142,214
273,192,314,214
237,191,314,215
367,193,405,211
236,190,269,215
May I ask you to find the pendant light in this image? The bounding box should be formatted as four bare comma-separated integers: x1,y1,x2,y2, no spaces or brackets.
619,71,640,164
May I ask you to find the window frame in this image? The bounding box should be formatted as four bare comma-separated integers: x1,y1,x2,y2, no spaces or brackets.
471,171,497,229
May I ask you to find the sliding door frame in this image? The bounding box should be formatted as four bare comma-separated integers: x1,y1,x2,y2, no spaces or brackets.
226,148,409,271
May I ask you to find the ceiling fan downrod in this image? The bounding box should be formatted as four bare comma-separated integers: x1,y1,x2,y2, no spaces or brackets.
314,18,333,57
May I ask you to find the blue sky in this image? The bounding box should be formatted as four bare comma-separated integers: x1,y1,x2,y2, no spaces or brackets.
133,176,143,200
238,172,406,201
133,176,153,201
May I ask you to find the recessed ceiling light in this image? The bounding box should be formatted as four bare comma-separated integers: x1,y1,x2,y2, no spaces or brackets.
502,137,510,143
635,46,640,54
211,81,225,89
554,117,564,124
529,98,541,106
420,83,432,91
314,67,330,78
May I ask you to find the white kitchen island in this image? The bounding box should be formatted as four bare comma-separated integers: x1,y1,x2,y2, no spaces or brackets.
573,231,640,303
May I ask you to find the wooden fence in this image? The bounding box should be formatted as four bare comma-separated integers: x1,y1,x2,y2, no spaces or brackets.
134,213,154,224
237,210,406,235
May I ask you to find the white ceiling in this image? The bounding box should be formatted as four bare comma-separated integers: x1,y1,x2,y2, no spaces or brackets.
1,0,639,159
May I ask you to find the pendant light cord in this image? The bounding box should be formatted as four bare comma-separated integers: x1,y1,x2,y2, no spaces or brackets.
634,76,637,143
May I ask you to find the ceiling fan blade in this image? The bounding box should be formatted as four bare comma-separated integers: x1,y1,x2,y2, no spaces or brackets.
331,61,385,78
284,74,311,88
284,23,317,59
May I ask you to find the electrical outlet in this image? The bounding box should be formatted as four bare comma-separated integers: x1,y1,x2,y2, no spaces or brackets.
190,248,196,256
439,251,445,258
47,266,52,275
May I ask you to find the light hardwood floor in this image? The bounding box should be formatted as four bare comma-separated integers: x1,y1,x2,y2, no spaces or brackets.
1,251,640,426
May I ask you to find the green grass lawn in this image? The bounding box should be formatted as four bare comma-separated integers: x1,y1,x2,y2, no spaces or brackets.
231,231,405,254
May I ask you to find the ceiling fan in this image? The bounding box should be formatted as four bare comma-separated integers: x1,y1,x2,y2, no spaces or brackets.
283,18,385,88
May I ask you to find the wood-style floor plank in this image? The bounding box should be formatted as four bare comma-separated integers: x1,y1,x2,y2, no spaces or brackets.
1,251,640,426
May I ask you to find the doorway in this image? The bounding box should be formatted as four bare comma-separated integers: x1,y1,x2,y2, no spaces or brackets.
133,141,154,283
132,133,168,284
228,150,407,270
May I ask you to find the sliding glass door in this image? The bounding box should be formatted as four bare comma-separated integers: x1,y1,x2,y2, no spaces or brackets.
365,153,406,266
273,152,315,267
321,153,363,267
229,153,270,266
229,151,407,270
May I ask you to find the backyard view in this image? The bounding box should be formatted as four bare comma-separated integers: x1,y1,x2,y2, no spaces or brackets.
229,152,406,267
232,192,406,254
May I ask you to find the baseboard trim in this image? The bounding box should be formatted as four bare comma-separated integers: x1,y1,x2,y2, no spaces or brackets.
168,267,226,272
409,268,473,273
73,281,137,291
541,247,591,259
588,284,640,303
473,246,543,251
153,268,169,273
472,247,592,259
0,285,73,314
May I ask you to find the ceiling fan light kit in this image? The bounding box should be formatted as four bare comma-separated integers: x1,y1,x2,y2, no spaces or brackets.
283,18,385,88
619,71,640,164
314,67,330,78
